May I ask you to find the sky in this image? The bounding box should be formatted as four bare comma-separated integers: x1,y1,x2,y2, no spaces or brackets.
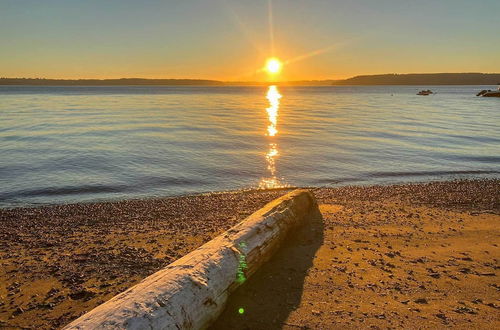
1,0,499,81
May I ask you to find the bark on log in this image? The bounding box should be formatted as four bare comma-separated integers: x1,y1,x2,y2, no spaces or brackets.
65,189,318,330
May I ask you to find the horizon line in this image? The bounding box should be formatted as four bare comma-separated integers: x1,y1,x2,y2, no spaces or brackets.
2,72,500,83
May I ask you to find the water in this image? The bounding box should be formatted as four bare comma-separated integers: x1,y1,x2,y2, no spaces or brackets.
1,85,499,208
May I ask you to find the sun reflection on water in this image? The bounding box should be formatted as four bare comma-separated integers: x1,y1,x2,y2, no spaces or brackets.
259,86,288,189
265,85,281,136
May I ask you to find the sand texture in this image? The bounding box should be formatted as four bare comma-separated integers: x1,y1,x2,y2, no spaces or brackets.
0,190,290,328
1,180,499,329
212,180,499,329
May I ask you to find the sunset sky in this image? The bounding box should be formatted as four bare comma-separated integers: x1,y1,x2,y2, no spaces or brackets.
1,0,499,81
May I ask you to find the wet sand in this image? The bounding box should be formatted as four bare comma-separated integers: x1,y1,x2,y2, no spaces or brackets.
1,180,499,329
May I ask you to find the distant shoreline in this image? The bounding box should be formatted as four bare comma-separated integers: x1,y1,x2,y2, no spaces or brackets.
1,73,500,86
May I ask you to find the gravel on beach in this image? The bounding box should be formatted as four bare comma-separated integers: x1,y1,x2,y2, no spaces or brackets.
1,179,499,329
214,179,500,329
0,189,291,328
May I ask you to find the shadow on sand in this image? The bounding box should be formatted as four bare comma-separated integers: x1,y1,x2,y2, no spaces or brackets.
210,207,324,330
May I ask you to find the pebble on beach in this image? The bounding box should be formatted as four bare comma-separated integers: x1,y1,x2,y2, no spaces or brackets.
1,180,499,329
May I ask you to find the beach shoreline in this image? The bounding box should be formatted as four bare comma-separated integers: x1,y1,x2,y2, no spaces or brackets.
1,179,499,328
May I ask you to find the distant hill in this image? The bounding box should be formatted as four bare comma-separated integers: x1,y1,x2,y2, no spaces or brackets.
1,73,499,86
334,73,500,85
0,78,333,86
0,78,224,86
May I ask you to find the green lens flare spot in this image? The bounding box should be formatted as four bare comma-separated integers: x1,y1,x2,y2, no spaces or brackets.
238,308,245,314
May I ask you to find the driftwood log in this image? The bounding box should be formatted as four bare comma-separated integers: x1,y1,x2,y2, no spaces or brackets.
65,189,318,329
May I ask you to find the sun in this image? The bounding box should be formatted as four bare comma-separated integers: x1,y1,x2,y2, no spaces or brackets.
265,57,282,75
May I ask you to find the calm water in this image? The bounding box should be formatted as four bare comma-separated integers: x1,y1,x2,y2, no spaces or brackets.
1,85,499,208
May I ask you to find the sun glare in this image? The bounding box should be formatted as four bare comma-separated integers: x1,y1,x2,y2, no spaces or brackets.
265,58,282,75
265,85,281,136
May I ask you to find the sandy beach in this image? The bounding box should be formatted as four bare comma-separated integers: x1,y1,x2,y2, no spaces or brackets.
214,179,500,329
1,180,499,329
0,189,291,328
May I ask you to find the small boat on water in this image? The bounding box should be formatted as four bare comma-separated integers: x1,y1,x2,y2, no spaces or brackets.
417,89,433,96
476,84,500,97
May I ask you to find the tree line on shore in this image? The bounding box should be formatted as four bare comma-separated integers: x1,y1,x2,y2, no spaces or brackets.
1,73,499,86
